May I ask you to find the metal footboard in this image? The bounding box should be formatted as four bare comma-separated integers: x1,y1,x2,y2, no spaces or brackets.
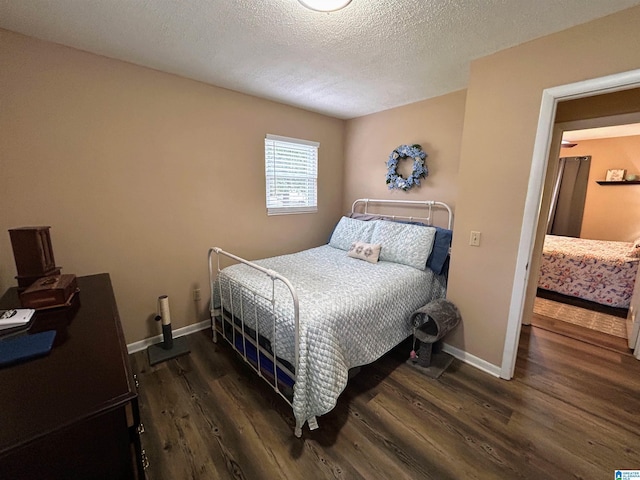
207,247,300,407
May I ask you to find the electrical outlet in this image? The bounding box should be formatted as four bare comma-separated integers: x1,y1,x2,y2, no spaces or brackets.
469,231,481,247
193,288,201,301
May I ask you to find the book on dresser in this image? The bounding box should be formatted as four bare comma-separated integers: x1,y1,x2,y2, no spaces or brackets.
0,309,35,336
0,309,34,328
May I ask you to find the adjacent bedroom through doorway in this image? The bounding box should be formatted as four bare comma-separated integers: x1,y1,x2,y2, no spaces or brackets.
532,122,640,353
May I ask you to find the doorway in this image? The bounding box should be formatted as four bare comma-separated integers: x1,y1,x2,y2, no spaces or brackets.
532,122,640,351
501,69,640,379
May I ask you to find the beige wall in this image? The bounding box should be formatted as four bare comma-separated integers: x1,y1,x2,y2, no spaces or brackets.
556,89,640,122
448,6,640,366
0,30,345,344
344,90,466,220
566,136,640,242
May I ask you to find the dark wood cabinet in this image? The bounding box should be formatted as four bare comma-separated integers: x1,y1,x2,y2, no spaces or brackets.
0,273,145,479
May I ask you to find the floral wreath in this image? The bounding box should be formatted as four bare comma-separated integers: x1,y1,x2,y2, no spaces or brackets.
385,144,428,191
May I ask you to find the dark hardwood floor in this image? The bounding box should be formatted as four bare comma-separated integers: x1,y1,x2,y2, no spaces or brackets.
130,326,640,479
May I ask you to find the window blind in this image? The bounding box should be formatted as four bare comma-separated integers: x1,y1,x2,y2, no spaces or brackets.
265,134,319,215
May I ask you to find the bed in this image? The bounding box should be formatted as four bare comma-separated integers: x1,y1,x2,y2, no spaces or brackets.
537,234,639,309
208,199,453,436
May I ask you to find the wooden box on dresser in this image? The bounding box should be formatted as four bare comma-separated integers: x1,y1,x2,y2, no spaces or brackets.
0,273,146,480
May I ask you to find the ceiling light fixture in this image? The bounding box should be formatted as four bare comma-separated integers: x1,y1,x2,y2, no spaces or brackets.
298,0,352,12
561,139,577,148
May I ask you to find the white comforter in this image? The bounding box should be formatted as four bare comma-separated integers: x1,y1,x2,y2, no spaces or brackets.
214,245,446,434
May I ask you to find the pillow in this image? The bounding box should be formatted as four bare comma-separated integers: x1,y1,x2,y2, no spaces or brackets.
347,212,385,221
426,227,453,275
630,238,640,258
347,241,381,263
375,219,451,275
370,220,436,270
329,216,376,251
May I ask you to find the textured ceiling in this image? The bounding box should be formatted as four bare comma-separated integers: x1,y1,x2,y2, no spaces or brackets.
1,0,640,119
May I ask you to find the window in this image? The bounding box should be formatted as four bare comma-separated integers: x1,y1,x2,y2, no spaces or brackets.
265,134,319,215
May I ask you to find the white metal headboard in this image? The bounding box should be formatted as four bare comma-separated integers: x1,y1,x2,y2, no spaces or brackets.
351,198,453,230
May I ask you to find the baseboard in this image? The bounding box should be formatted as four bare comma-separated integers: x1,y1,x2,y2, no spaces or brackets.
126,321,503,378
441,342,502,378
127,319,211,354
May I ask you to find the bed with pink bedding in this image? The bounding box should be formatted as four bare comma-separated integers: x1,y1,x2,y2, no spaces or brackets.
537,235,639,309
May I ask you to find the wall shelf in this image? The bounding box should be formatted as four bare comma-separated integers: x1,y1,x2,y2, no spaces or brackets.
596,180,640,185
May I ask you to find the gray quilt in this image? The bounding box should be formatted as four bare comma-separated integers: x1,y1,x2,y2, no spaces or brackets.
213,245,446,435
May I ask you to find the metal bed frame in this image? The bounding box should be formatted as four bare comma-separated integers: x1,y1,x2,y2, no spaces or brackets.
351,198,453,230
207,198,453,435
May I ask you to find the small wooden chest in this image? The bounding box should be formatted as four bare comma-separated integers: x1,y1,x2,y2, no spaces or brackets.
20,274,79,309
9,226,57,276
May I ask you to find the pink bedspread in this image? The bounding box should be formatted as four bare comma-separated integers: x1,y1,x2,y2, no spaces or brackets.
538,235,639,308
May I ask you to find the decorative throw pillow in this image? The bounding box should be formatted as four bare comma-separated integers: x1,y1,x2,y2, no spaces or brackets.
347,241,382,263
630,238,640,258
370,220,436,270
329,217,376,251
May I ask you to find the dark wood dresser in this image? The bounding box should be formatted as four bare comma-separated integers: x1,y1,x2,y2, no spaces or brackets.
0,273,145,479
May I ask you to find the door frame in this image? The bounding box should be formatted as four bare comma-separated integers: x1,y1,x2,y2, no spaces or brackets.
500,68,640,379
